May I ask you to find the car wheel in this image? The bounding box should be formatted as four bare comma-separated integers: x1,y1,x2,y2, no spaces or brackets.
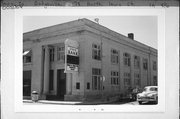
153,97,158,104
156,97,158,104
138,101,142,105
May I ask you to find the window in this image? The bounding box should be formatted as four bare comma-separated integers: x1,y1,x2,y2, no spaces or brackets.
87,82,90,90
111,49,119,64
92,68,101,90
49,70,54,91
23,50,32,63
57,46,65,61
123,53,131,66
49,47,55,62
92,44,101,60
134,73,141,86
153,61,157,71
143,58,148,70
111,71,119,85
153,76,157,86
124,72,131,87
134,55,140,69
76,82,80,89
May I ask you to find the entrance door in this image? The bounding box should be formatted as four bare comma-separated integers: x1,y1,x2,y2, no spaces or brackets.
57,69,66,100
23,70,31,97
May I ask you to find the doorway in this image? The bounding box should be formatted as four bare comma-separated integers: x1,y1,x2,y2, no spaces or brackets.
23,70,31,97
57,69,66,100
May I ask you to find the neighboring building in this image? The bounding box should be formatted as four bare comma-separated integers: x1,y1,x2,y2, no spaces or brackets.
23,18,157,101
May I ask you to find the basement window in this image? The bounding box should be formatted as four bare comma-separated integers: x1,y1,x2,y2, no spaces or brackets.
87,82,90,90
76,82,80,89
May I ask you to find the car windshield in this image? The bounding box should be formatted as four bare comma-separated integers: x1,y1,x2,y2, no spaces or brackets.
143,87,157,92
149,87,157,91
143,87,148,92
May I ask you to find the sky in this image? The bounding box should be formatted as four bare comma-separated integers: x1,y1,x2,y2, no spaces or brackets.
23,16,157,49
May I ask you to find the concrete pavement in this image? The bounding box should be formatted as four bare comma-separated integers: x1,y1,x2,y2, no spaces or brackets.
23,100,82,105
23,99,139,105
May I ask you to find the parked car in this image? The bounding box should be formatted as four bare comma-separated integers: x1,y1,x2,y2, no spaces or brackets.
122,87,142,101
129,87,142,101
137,86,158,105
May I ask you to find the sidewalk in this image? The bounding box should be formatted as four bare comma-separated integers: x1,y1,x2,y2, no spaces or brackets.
23,99,115,105
23,99,82,105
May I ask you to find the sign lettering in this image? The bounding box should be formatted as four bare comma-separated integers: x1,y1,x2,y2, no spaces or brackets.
64,39,79,73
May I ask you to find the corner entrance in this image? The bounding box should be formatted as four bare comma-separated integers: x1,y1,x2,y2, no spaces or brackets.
57,69,66,100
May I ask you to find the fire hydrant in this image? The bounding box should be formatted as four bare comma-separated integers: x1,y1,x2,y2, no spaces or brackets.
31,91,39,102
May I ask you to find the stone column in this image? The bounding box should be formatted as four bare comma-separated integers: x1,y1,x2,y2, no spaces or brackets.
43,46,50,94
66,73,72,95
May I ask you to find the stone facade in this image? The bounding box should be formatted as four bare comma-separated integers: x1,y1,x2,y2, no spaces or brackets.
23,18,157,101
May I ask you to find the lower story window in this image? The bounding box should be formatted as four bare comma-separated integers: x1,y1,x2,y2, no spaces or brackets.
134,73,141,87
111,71,119,85
153,76,157,86
124,72,131,87
124,78,131,86
92,68,101,90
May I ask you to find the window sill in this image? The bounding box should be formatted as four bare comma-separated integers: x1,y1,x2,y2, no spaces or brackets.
124,65,130,67
111,84,119,86
111,63,119,65
51,60,65,64
92,58,101,61
23,63,32,65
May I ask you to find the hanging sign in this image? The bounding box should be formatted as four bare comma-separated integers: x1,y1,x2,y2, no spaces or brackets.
64,39,79,73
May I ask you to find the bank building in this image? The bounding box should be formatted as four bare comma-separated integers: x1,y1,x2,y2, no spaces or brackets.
23,18,157,101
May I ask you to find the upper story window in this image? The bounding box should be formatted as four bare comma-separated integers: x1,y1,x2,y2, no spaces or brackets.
143,58,148,70
123,53,131,66
57,46,65,62
111,49,119,64
49,47,55,62
153,61,157,71
92,44,101,60
134,55,140,69
23,49,32,63
111,71,119,85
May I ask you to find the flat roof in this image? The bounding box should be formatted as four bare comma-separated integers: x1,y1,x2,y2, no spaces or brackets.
23,18,157,53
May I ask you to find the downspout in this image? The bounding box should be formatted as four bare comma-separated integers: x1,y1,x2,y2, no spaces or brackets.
41,46,45,97
148,47,151,86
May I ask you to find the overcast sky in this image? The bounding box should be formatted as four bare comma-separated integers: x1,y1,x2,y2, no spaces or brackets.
23,16,157,49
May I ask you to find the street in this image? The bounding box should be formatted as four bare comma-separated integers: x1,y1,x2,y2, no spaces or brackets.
106,100,158,105
23,99,157,105
113,101,139,105
108,101,157,105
